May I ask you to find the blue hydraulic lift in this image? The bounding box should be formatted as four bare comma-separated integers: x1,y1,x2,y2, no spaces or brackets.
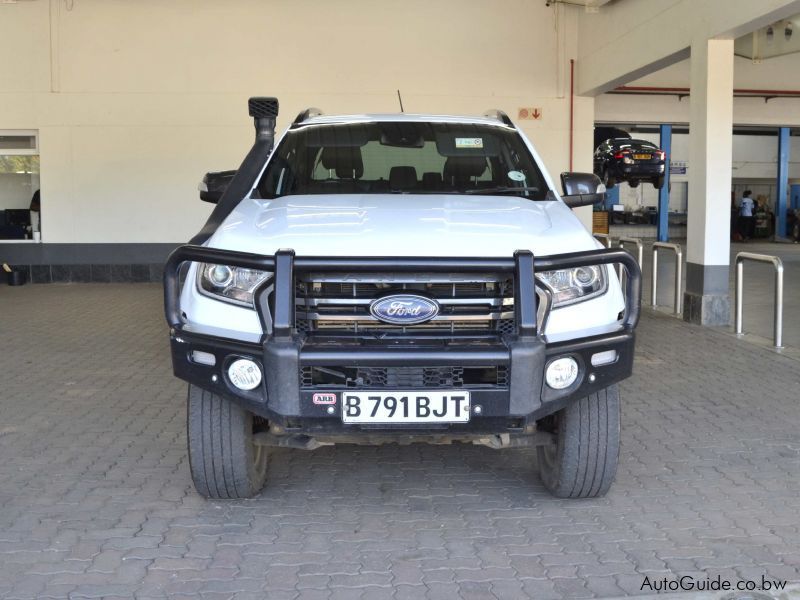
657,124,672,242
605,183,619,210
776,127,790,239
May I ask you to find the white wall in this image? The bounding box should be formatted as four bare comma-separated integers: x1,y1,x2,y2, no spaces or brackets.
0,0,595,244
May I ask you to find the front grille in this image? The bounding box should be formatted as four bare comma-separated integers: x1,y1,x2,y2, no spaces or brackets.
295,275,515,335
301,365,509,389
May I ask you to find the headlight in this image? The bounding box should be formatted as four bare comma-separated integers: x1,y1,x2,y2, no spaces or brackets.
536,266,607,308
197,263,271,307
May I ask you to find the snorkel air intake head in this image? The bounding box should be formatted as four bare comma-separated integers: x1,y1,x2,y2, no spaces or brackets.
248,97,279,149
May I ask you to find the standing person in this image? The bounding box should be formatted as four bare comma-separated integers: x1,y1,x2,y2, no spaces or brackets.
738,190,755,241
29,189,41,236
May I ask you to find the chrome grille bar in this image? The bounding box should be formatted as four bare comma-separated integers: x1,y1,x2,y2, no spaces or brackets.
296,297,514,307
295,277,521,334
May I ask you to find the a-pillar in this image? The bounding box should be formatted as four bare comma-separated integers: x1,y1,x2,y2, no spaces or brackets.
683,38,733,326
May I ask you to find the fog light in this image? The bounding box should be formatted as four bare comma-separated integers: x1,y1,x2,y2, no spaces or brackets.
191,350,216,366
591,350,618,366
545,357,579,390
228,358,262,390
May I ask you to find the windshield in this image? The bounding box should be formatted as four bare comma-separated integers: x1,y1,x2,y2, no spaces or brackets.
613,139,658,150
257,121,549,200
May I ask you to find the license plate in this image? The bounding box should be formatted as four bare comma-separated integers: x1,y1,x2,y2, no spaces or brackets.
633,153,651,160
341,391,471,424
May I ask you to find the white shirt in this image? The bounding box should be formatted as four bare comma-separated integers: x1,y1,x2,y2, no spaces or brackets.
740,197,754,217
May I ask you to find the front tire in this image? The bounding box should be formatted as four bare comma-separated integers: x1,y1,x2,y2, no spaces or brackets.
537,385,620,498
187,384,268,499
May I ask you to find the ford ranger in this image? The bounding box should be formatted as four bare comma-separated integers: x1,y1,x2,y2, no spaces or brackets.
164,97,641,500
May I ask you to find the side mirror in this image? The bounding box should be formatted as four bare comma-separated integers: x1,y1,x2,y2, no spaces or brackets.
560,172,606,208
199,170,237,204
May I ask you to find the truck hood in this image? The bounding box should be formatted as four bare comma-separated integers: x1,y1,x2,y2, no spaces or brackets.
208,194,598,257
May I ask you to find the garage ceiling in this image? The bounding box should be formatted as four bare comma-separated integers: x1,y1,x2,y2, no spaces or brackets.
736,15,800,60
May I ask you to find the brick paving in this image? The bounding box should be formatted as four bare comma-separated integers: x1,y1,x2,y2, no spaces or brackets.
1,283,799,599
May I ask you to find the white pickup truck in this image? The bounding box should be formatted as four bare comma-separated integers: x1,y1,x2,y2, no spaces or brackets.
164,97,641,500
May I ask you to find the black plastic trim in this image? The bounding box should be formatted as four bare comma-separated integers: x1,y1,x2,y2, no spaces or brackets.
300,345,511,367
272,250,295,339
514,250,537,337
168,327,634,428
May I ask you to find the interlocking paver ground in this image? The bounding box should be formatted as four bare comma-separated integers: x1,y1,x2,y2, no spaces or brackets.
1,282,799,599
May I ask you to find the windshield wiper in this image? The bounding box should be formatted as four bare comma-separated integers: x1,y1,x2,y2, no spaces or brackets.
463,186,542,195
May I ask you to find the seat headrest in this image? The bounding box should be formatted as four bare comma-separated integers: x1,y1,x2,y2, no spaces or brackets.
444,156,487,181
320,146,363,179
421,172,442,189
389,166,418,190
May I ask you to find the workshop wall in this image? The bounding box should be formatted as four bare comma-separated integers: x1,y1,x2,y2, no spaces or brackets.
0,0,594,245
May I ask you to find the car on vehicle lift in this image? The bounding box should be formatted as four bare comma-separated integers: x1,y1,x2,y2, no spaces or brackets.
164,98,642,500
593,126,630,150
593,137,666,190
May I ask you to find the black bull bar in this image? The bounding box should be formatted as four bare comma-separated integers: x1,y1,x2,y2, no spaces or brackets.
165,246,641,335
163,246,641,425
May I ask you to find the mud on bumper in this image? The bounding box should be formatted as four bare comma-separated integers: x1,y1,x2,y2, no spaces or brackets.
164,247,641,434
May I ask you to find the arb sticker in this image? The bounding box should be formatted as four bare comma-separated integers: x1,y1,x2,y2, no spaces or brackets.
455,137,483,149
313,393,337,405
508,170,526,181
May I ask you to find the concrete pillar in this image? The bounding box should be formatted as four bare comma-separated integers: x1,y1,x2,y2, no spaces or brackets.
683,38,733,326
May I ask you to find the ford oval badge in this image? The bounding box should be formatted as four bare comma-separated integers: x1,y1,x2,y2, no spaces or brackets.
370,295,440,325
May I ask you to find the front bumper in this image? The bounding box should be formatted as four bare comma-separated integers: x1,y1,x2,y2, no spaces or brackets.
164,247,641,435
612,163,665,179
